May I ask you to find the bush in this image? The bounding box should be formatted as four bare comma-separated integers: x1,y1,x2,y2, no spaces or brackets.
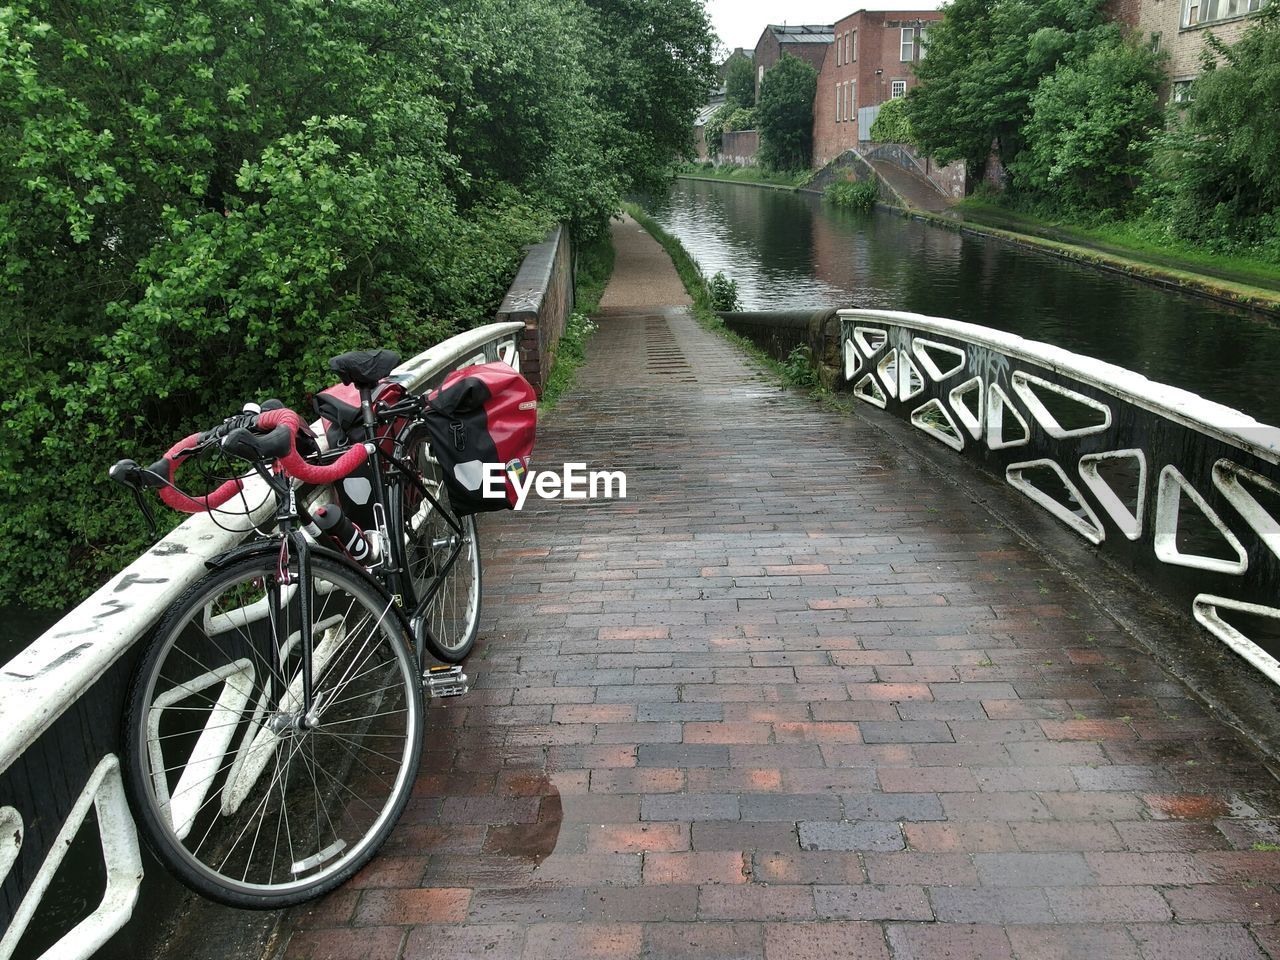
725,53,756,108
825,178,879,212
869,98,914,145
708,272,741,311
1011,35,1164,214
0,0,716,606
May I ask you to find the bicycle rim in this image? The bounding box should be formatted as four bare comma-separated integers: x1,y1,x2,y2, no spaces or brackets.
127,554,422,906
400,430,481,661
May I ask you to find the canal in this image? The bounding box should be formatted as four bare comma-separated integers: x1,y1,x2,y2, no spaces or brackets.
643,177,1280,425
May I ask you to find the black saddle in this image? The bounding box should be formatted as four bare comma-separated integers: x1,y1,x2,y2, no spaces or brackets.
328,349,400,389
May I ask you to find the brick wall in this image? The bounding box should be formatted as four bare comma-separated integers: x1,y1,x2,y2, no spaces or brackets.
720,130,760,167
496,225,574,396
754,27,835,100
1108,0,1258,92
812,10,942,169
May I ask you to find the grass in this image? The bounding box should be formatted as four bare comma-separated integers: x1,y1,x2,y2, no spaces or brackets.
954,198,1280,293
677,163,815,190
1253,842,1280,852
539,230,614,410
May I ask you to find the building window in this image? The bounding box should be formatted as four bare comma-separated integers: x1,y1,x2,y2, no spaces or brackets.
836,33,843,66
919,26,930,59
900,27,915,61
849,30,856,62
1150,32,1162,52
1184,0,1266,25
835,83,842,121
891,80,907,99
849,80,857,118
1173,79,1194,104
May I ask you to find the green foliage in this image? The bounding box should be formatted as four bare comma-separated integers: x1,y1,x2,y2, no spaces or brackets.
1147,6,1280,252
825,178,880,212
0,0,715,606
1011,37,1165,213
708,272,740,311
782,345,819,388
757,54,818,172
907,0,1111,171
869,98,915,145
725,53,756,108
705,105,756,156
573,231,617,317
540,312,599,409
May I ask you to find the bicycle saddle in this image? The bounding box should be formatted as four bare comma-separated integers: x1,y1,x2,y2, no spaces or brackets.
329,349,401,389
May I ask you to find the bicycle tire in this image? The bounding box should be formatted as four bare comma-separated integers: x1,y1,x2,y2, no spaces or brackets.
122,552,423,908
393,425,482,663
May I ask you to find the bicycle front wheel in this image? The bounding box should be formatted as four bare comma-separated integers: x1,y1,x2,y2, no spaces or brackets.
395,425,482,663
123,552,423,908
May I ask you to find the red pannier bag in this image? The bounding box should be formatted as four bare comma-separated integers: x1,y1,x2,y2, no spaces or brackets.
421,362,537,515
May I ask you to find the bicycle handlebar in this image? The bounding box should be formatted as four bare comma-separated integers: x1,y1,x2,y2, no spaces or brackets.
115,405,372,516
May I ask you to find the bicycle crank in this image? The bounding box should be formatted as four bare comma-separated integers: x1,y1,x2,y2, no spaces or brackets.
424,664,469,698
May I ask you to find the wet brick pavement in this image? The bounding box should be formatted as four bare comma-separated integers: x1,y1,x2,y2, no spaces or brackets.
274,218,1280,959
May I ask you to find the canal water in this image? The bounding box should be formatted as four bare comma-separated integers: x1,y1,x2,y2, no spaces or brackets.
642,178,1280,425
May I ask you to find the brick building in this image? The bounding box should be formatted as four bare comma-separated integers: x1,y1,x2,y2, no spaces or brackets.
1107,0,1267,101
753,24,835,99
812,9,943,167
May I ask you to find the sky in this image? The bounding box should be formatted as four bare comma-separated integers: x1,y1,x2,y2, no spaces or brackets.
705,0,945,54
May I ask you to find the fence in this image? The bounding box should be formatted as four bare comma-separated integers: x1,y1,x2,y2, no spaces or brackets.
0,322,524,960
839,308,1280,685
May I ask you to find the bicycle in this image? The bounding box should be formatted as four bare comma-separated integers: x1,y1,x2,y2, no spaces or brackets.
108,349,483,908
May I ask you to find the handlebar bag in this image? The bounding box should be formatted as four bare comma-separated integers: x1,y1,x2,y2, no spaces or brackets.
422,362,537,515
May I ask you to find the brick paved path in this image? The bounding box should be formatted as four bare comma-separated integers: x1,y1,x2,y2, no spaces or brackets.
277,218,1280,960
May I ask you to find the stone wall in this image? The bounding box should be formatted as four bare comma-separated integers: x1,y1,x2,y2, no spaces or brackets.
720,130,760,167
496,225,574,395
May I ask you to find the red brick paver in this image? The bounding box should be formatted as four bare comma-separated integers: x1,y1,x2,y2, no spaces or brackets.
276,217,1280,959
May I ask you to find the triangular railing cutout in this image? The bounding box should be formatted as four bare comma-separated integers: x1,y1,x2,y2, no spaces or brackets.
877,349,899,399
1154,465,1248,575
900,351,925,400
843,338,862,381
911,337,965,381
1011,371,1111,438
986,382,1029,450
1006,458,1106,544
1078,449,1147,541
1213,459,1280,563
1194,594,1280,687
853,326,887,359
948,377,983,440
911,398,964,451
853,372,887,409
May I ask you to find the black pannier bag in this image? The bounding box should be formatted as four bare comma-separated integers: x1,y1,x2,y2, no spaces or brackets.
420,362,537,515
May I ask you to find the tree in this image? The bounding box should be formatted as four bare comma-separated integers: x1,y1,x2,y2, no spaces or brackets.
0,0,717,606
906,0,1111,173
580,0,717,193
1011,35,1164,213
725,53,756,108
757,54,818,171
1150,5,1280,248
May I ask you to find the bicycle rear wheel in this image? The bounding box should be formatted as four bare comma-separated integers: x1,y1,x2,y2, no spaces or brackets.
395,425,481,663
123,552,423,908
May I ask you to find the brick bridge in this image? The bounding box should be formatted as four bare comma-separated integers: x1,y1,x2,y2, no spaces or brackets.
275,218,1280,960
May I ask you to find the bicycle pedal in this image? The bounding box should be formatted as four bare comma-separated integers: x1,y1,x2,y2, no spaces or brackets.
424,664,469,698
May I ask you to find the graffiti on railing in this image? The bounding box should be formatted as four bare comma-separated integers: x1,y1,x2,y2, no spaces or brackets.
841,308,1280,686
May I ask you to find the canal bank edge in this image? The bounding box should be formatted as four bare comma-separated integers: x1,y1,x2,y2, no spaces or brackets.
674,173,1280,318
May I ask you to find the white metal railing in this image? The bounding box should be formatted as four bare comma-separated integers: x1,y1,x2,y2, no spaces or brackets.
840,308,1280,686
0,321,522,960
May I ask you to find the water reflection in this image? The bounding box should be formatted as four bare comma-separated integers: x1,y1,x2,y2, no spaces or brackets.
642,179,1280,425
